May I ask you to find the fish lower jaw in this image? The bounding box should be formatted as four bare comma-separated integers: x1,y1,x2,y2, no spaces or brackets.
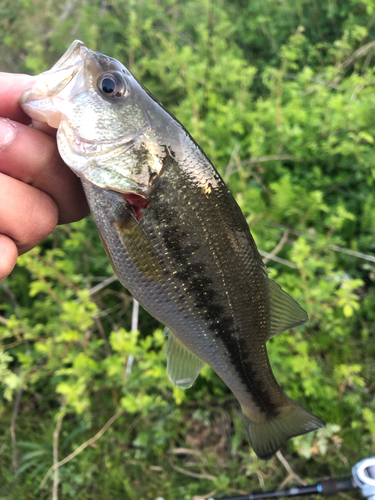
74,137,103,156
60,121,138,160
70,162,146,196
20,100,62,129
57,130,150,195
72,136,130,158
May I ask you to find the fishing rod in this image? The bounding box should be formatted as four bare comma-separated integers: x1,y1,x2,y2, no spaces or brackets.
213,457,375,500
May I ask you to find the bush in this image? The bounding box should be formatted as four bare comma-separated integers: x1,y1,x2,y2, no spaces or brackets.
0,1,374,498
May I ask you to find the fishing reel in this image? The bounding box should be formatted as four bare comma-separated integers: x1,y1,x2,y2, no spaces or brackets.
352,457,375,500
211,456,375,500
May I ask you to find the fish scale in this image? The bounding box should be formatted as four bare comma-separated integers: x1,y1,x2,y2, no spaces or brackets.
20,40,325,459
83,143,307,433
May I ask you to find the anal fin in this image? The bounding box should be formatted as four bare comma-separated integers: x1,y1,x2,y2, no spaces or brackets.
165,328,205,389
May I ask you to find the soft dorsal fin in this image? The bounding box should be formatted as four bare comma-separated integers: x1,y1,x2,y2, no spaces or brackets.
266,276,308,339
165,328,206,389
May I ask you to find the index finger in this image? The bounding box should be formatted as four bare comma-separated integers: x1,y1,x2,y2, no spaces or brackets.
0,73,36,124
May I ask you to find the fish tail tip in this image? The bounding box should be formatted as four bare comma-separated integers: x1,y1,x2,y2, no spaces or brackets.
243,401,325,460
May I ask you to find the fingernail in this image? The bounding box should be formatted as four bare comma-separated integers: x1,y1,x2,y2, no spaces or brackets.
0,118,17,151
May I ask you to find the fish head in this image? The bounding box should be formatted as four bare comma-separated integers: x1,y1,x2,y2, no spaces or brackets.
20,40,173,196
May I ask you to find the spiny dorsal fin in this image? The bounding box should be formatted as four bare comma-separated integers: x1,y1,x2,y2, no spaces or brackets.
267,276,308,339
165,328,205,389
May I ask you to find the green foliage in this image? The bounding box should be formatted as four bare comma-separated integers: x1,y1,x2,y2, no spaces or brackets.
1,0,375,499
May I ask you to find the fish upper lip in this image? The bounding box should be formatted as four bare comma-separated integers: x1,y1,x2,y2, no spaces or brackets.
19,87,56,109
52,40,88,70
20,40,90,114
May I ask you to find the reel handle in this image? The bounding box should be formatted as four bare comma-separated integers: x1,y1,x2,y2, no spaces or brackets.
352,457,375,500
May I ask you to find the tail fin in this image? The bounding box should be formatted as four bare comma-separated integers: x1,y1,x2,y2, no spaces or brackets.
244,399,325,460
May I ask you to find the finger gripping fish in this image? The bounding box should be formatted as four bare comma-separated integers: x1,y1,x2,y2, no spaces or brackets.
20,40,325,459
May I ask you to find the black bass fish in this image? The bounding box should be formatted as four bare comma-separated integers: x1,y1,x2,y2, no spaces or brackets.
20,40,324,459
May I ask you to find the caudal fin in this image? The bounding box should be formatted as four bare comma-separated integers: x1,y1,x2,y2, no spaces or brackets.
244,399,325,460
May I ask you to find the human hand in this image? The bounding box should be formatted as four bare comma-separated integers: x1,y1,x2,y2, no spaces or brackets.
0,72,89,282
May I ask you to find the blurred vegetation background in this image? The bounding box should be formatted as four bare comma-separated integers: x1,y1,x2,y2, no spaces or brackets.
0,0,375,498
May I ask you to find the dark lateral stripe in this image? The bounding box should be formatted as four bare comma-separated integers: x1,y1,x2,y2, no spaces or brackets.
151,164,280,417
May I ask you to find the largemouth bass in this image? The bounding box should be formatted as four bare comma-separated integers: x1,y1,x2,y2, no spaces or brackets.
20,40,324,459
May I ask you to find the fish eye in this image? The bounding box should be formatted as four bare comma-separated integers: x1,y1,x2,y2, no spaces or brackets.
97,72,126,98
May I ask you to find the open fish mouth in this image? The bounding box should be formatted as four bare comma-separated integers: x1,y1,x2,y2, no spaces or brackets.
19,40,90,128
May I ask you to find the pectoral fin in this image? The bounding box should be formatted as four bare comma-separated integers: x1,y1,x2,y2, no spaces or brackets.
165,328,205,389
266,276,308,339
113,210,163,281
